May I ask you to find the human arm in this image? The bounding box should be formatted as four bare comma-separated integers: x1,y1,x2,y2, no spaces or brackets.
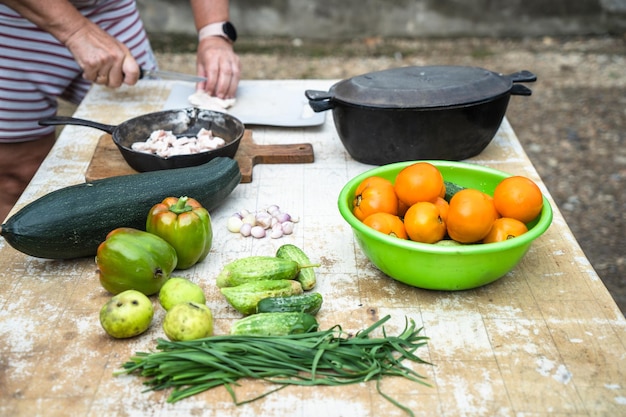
190,0,241,98
0,0,140,87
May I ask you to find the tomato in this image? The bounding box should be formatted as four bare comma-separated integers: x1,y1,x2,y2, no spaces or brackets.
432,196,450,223
446,188,498,243
403,201,446,244
483,217,528,243
96,228,177,295
362,212,408,239
352,176,399,221
397,198,411,218
493,176,543,223
394,162,444,206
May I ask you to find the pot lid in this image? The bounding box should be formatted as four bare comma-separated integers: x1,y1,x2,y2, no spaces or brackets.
330,66,518,109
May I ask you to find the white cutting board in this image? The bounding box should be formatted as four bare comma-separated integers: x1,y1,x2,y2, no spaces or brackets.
163,80,326,127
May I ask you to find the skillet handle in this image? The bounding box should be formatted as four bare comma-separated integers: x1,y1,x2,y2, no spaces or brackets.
305,89,334,113
38,116,117,134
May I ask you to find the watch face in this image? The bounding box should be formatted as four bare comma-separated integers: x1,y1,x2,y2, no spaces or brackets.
223,22,237,42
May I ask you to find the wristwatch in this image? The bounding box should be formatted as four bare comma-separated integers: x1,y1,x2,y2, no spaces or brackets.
198,21,237,43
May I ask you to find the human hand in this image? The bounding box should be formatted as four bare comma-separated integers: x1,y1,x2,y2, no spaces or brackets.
196,37,241,98
64,21,140,88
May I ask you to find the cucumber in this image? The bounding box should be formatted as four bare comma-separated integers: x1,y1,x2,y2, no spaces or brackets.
256,292,323,315
216,256,301,288
444,180,465,202
0,157,241,259
220,280,303,315
230,312,319,336
276,244,317,290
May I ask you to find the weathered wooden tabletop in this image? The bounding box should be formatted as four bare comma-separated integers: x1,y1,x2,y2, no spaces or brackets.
1,80,625,417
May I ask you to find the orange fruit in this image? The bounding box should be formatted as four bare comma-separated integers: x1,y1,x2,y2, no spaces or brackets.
394,162,444,206
362,212,408,239
397,198,410,218
403,201,446,244
493,176,543,223
483,217,529,243
353,176,398,221
447,188,498,243
439,182,446,199
432,196,450,223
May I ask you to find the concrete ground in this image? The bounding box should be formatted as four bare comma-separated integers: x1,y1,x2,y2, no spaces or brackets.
60,35,626,314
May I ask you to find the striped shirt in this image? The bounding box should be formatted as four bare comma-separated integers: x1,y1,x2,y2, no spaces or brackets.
0,0,157,142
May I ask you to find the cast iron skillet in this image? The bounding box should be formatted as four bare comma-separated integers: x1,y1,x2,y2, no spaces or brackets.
39,108,245,172
305,66,536,165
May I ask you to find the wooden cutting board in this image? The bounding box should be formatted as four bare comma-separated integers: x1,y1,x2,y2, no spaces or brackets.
84,130,314,183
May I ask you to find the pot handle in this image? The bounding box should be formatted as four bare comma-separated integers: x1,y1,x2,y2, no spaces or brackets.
38,116,117,134
510,84,533,96
304,89,334,113
503,70,537,84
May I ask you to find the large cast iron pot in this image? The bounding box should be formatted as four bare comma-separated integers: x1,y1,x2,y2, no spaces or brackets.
39,108,245,172
305,66,536,165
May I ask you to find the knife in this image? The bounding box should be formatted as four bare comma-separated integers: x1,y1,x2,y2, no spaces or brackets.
139,68,206,83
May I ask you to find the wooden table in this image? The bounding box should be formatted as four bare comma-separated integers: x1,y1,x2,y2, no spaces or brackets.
1,80,625,417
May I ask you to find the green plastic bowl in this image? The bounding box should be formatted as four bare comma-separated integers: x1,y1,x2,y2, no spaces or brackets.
338,160,553,290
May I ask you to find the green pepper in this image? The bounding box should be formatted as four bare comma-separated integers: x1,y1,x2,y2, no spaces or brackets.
96,227,177,295
146,196,213,270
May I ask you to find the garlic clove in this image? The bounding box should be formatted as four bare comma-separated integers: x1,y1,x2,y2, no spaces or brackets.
266,205,280,215
274,212,291,223
227,216,244,233
240,223,252,237
241,213,257,226
255,211,273,229
281,221,294,235
270,224,284,239
250,225,266,239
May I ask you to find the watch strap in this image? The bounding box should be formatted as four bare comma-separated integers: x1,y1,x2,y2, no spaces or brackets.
198,21,236,43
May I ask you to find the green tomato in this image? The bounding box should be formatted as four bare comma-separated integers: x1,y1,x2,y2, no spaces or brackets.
96,227,178,295
99,290,154,338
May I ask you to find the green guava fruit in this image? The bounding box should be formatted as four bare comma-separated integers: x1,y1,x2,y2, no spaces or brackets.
163,301,213,341
159,277,206,311
99,289,154,338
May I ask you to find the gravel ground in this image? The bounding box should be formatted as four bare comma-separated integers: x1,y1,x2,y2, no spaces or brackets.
60,35,626,314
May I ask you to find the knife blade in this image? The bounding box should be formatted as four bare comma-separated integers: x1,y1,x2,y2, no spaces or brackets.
139,68,206,83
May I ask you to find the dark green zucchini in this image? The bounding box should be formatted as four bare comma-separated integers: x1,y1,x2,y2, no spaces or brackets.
0,157,241,259
444,180,465,202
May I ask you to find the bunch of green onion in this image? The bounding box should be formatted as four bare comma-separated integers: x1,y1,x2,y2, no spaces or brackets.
116,315,431,416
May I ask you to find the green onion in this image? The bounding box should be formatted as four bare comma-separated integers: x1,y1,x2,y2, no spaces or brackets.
116,315,431,416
